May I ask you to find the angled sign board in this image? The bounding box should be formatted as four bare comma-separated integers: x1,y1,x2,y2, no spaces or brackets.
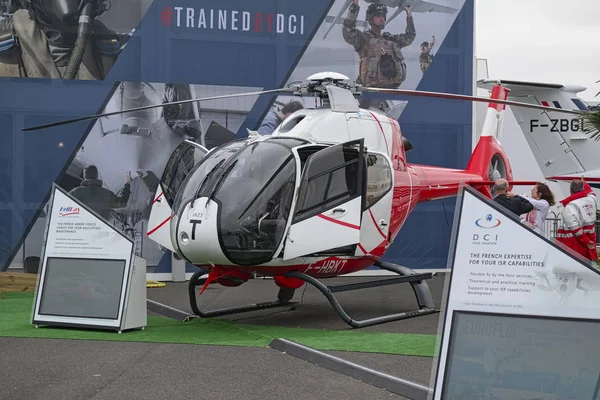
32,184,146,333
431,184,600,400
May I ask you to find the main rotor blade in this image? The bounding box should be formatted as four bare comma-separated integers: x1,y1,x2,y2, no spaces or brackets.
362,87,585,116
470,181,540,186
21,88,294,131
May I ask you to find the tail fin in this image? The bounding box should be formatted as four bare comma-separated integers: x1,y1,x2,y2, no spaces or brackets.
465,83,514,197
411,82,539,202
479,84,510,142
477,79,589,178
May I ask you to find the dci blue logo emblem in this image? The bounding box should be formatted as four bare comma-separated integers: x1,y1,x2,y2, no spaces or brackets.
475,214,501,229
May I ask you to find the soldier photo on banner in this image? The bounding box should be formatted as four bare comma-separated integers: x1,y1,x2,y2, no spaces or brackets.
419,35,435,74
253,0,462,128
0,0,150,80
342,0,415,90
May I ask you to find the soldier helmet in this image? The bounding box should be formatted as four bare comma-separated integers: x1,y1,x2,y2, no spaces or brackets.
421,41,430,47
366,3,387,22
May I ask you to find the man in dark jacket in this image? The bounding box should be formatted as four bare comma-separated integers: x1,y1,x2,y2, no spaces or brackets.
492,178,533,217
69,165,131,221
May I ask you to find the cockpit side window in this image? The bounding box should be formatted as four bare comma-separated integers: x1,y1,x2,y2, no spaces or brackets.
365,152,392,209
161,142,207,206
295,145,329,172
294,144,362,223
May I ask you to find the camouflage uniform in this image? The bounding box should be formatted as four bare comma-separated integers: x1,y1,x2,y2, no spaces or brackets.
342,3,416,89
419,43,433,73
0,9,123,79
68,179,131,221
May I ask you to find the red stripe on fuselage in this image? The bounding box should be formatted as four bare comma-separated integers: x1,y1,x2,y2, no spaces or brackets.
357,243,368,254
147,216,171,236
317,213,360,230
153,192,164,204
368,209,387,240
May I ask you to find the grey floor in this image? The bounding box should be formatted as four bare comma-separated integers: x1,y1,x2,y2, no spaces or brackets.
0,274,447,400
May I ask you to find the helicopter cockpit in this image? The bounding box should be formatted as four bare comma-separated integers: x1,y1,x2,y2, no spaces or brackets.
159,135,367,266
202,138,300,265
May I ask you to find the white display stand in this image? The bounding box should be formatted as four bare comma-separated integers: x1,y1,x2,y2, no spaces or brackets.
431,185,600,400
32,184,147,333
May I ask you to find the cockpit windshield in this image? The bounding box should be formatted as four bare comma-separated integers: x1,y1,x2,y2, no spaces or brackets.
211,140,297,265
172,140,245,215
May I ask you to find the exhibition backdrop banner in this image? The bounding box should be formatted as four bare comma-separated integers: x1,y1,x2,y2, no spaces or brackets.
0,0,475,271
431,185,600,399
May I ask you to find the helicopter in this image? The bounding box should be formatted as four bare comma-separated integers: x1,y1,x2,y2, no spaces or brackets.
23,72,587,328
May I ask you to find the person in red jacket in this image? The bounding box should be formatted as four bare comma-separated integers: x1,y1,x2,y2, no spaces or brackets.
555,178,598,261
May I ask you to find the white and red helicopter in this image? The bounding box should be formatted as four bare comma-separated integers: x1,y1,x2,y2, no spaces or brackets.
24,72,586,327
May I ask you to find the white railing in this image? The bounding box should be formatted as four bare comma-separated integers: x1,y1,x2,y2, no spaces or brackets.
544,212,600,245
544,214,600,269
545,216,560,239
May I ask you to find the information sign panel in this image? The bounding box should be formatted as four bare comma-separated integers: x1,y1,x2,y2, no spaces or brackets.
32,184,147,332
431,185,600,399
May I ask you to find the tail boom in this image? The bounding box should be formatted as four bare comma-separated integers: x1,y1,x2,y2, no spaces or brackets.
408,164,483,202
406,83,518,202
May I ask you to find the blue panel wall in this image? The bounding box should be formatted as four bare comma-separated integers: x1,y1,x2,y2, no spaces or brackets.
0,0,333,270
380,0,475,270
0,0,474,272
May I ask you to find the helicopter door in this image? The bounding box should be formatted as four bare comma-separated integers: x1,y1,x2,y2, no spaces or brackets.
147,140,209,252
282,139,365,260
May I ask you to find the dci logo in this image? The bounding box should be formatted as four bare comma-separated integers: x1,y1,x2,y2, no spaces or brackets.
473,214,500,245
475,214,501,229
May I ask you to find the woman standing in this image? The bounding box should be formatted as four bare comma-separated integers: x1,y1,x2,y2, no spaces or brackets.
511,182,556,236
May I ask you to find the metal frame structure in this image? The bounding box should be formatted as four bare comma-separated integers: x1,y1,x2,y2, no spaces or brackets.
184,260,438,329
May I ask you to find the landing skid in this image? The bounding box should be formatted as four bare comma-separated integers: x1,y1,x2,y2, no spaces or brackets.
187,268,298,318
181,262,437,329
285,261,438,328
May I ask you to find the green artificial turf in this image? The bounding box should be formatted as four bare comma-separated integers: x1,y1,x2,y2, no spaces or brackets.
0,292,436,357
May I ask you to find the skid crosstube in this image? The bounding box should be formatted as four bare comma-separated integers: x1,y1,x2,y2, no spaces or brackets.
183,261,437,329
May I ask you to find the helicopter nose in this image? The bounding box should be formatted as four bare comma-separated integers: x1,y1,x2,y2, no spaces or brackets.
171,197,231,265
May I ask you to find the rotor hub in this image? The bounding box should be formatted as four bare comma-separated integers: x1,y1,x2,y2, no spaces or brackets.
287,72,364,101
